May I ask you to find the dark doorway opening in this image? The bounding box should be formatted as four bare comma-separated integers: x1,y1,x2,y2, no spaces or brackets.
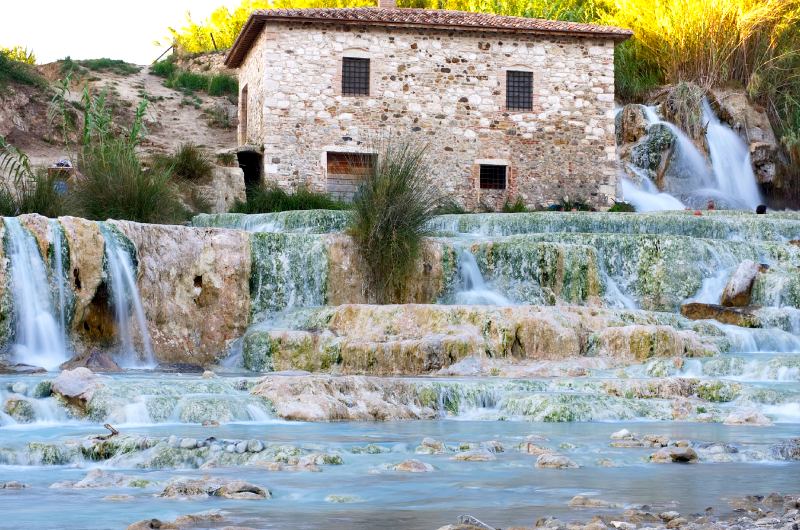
237,150,263,195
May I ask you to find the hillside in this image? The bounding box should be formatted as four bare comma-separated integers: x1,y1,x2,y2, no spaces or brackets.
0,56,236,168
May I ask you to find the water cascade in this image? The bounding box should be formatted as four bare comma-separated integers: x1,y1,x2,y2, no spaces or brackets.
99,224,155,368
3,218,68,370
452,247,511,305
702,99,762,209
622,103,763,210
49,220,70,343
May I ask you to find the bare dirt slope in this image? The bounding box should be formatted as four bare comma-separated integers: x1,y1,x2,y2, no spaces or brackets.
0,61,237,168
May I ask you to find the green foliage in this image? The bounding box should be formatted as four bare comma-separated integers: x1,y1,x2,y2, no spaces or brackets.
432,197,467,215
166,70,209,92
0,46,36,65
76,58,140,76
151,58,177,78
502,196,530,213
608,201,636,212
0,53,47,90
232,183,348,213
347,140,440,303
0,170,67,218
663,82,706,143
208,74,238,96
153,143,214,181
613,40,663,102
216,152,237,166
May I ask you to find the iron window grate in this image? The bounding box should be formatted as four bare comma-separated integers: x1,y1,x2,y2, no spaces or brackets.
506,70,533,111
480,164,507,190
342,57,370,96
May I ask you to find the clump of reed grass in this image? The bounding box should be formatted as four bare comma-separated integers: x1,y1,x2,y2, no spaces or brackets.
347,140,439,304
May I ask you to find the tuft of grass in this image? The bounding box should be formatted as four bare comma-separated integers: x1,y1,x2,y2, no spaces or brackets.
208,74,238,97
347,140,440,304
0,170,67,218
151,58,177,78
216,152,237,166
501,196,530,213
432,197,467,215
166,70,209,92
76,58,141,76
662,82,707,143
232,183,348,214
0,53,47,91
153,143,214,182
73,137,187,224
608,201,636,212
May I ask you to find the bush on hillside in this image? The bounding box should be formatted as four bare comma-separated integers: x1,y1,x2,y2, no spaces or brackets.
0,46,36,65
152,143,214,182
232,183,348,213
347,140,440,303
0,53,46,90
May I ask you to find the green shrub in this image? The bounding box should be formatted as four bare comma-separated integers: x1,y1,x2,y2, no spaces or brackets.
73,137,186,224
151,58,177,78
207,74,238,97
502,196,530,213
232,184,348,214
347,140,440,303
0,137,67,217
216,152,237,166
153,143,214,181
166,70,209,92
614,41,663,102
0,46,36,65
608,201,636,212
76,58,140,76
432,197,467,215
0,53,47,90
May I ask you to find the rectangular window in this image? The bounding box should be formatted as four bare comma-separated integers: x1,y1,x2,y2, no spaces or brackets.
506,70,533,111
342,57,370,96
326,152,375,201
479,164,507,190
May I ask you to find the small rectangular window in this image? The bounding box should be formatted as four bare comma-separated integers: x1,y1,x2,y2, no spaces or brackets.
479,164,507,190
342,57,370,96
506,70,533,111
326,152,375,201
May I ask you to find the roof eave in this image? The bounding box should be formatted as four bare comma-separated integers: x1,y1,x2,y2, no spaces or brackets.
226,13,632,68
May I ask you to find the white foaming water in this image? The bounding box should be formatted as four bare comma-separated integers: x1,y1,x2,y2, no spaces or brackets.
453,248,512,306
678,359,704,378
621,176,685,212
688,267,731,304
763,402,800,423
4,217,68,370
714,323,800,353
702,99,762,210
49,220,70,345
99,225,155,369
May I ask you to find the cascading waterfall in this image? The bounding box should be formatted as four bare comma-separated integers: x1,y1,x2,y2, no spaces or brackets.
623,103,763,210
49,220,70,343
702,99,762,209
452,246,511,305
99,224,155,368
3,218,68,370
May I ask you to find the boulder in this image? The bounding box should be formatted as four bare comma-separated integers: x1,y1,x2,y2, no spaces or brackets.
3,397,35,423
535,454,578,469
649,446,699,463
724,409,773,426
250,375,436,421
110,221,251,366
51,368,102,412
392,459,434,473
192,165,246,214
617,104,650,145
451,450,496,462
680,303,760,328
160,477,269,499
721,260,760,307
60,350,121,372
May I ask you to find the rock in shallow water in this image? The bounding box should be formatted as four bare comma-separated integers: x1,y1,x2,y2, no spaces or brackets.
649,446,699,463
51,368,102,414
160,477,270,499
721,260,760,307
724,409,773,426
392,459,434,473
3,397,34,423
535,454,578,469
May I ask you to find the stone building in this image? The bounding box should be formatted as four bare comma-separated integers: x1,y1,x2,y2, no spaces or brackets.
226,3,631,209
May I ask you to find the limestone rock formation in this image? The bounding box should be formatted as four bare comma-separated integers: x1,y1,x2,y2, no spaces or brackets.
110,221,251,365
250,374,437,421
721,260,760,307
193,166,247,214
680,303,760,327
51,368,102,412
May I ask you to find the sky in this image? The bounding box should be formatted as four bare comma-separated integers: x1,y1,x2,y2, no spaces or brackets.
0,0,238,65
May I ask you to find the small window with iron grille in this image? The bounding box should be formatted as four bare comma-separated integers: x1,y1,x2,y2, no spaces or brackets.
342,57,370,96
479,164,507,190
506,70,533,111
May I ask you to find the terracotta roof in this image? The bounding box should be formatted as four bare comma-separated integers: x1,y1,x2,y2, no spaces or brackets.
225,8,633,67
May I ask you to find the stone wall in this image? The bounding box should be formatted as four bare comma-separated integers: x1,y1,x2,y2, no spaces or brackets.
237,22,618,210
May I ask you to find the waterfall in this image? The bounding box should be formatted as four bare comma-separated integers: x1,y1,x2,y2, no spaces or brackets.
49,220,70,343
702,99,762,210
453,247,511,306
621,174,685,212
99,224,155,368
624,103,762,211
3,218,68,370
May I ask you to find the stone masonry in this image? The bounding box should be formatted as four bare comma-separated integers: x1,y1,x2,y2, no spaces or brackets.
234,13,623,210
